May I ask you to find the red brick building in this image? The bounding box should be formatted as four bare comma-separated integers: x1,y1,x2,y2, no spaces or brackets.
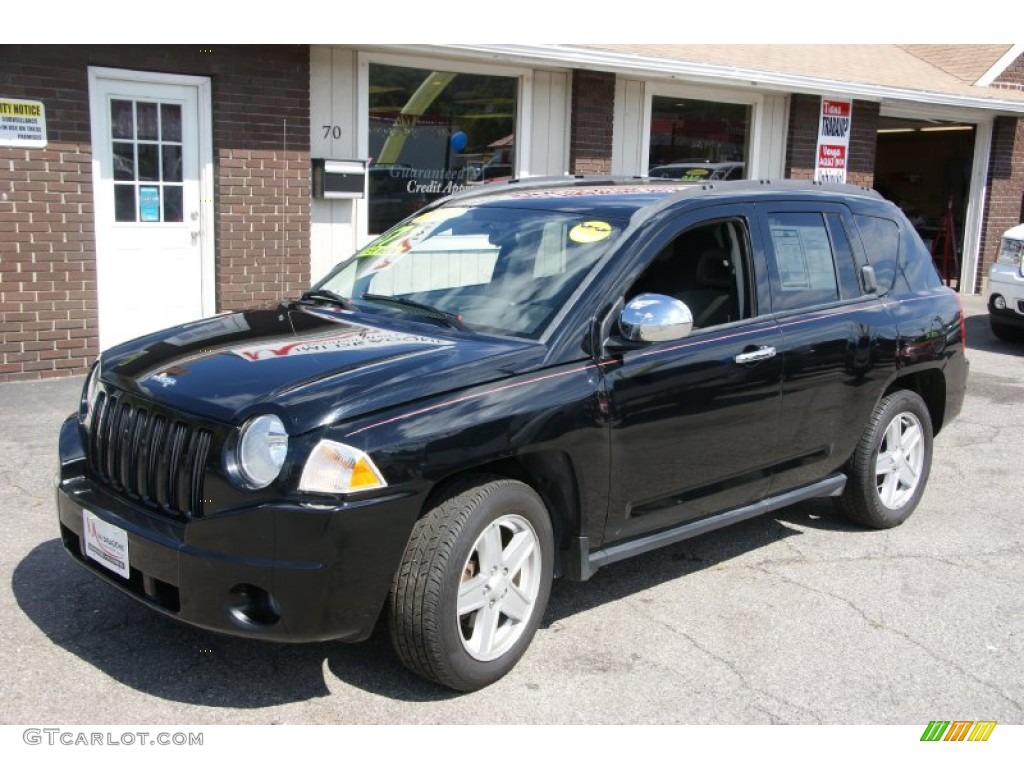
2,44,1023,381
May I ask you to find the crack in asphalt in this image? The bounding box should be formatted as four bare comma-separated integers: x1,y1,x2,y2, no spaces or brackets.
589,579,824,724
751,565,1024,715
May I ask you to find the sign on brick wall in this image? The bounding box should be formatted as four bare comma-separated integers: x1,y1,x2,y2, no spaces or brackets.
0,97,47,147
814,97,851,183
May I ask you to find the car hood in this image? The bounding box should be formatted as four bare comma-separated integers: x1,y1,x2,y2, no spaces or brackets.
99,305,544,435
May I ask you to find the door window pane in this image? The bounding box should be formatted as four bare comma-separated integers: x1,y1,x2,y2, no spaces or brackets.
113,142,135,181
137,143,159,181
163,186,183,222
111,100,134,139
162,145,182,182
161,104,182,142
648,96,750,181
136,102,159,140
114,185,136,222
368,62,518,234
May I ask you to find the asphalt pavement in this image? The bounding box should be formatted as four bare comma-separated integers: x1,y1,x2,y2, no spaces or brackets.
1,292,1021,725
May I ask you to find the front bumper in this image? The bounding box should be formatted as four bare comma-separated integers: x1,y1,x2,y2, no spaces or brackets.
56,416,421,643
986,265,1024,328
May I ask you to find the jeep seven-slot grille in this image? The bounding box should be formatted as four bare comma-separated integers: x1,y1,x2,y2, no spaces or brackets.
88,390,212,518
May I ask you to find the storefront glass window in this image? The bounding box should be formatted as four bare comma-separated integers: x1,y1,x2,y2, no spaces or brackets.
647,96,750,182
368,63,518,234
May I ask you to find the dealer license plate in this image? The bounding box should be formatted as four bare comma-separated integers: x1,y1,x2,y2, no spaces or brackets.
82,510,130,578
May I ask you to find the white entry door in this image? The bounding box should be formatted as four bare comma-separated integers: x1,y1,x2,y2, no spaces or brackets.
89,68,213,351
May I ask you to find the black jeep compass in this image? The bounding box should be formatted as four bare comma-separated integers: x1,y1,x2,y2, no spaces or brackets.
56,177,968,691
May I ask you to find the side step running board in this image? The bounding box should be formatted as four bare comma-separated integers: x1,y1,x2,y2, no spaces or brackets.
564,473,847,581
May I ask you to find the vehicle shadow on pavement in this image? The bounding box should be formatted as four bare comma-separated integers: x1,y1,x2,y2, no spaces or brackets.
543,498,859,626
964,314,1024,354
14,501,858,706
13,540,460,707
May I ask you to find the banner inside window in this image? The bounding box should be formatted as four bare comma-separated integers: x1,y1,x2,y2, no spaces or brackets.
368,63,518,234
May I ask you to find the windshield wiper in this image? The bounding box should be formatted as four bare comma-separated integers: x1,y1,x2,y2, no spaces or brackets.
297,288,355,310
360,293,466,331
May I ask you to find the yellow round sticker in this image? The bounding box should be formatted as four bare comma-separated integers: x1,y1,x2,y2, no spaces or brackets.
569,220,612,244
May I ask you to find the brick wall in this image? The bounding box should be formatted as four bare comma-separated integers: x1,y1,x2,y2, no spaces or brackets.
0,45,310,381
991,51,1024,91
569,70,615,174
784,94,879,187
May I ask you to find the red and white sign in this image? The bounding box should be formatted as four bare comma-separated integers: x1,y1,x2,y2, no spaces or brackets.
815,98,852,183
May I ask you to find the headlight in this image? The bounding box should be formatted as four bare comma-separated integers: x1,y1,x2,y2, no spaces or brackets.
233,414,289,489
80,359,101,430
299,440,387,494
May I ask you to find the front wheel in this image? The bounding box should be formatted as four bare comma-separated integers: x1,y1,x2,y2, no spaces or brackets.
836,390,933,529
388,476,554,691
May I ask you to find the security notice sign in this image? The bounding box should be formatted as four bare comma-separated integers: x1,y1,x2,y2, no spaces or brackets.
0,97,47,147
815,98,851,183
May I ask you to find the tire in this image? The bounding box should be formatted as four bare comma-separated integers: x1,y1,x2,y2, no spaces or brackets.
388,476,554,691
836,390,933,529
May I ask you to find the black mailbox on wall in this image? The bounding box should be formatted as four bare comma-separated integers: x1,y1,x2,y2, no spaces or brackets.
312,158,368,199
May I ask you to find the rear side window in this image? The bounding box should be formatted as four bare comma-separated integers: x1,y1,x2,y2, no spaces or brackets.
854,214,899,293
765,212,839,311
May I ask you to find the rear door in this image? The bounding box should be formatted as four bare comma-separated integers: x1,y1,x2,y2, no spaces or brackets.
757,202,897,494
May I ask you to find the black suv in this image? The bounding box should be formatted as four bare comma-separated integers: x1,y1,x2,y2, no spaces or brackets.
56,178,968,691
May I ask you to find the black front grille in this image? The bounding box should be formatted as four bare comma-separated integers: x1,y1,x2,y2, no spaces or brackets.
88,389,212,518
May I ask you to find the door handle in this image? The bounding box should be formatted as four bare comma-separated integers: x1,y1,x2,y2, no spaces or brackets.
734,346,777,364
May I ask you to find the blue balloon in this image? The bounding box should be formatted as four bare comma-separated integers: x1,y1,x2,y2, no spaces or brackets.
450,131,468,152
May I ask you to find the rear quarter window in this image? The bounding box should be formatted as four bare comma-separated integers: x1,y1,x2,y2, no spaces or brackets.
853,214,899,294
854,212,942,294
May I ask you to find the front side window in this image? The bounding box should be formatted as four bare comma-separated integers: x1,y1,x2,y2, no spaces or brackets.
626,219,752,329
368,63,519,234
318,204,624,338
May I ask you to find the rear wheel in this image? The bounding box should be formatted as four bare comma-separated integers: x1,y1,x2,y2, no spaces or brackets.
388,476,553,691
836,390,933,529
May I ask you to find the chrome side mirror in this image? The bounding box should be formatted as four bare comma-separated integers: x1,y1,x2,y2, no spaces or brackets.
619,293,694,343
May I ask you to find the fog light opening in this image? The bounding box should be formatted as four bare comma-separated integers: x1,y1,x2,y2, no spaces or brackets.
228,584,281,627
993,294,1007,310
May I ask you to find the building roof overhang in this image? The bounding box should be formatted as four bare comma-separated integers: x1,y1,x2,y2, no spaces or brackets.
384,44,1024,116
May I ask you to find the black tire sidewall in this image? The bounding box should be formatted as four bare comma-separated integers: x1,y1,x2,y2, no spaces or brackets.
864,391,933,527
433,480,554,691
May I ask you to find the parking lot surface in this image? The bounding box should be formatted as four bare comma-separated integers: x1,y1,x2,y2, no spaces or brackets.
1,293,1021,725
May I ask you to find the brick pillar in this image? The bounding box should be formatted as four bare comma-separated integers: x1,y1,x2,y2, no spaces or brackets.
977,116,1024,292
784,95,879,187
569,70,615,174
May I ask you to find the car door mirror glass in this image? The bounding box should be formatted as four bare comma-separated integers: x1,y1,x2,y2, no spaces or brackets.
619,293,694,343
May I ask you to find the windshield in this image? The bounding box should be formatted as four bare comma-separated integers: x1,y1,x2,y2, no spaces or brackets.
315,204,625,338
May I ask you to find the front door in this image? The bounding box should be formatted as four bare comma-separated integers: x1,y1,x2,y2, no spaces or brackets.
602,205,785,544
89,68,213,350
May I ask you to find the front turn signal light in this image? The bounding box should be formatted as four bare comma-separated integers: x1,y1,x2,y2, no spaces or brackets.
298,440,387,494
